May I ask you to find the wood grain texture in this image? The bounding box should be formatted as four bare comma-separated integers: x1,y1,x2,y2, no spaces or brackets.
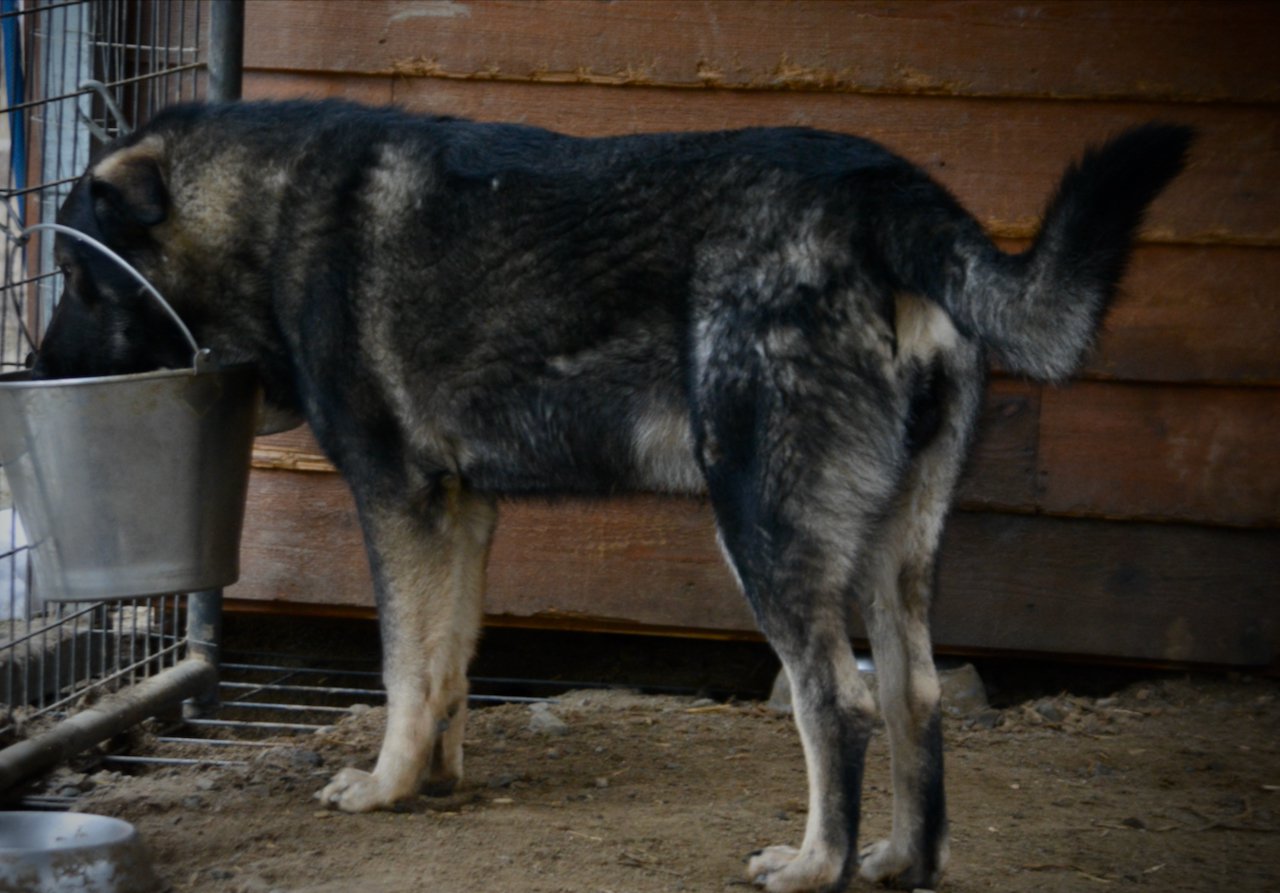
933,512,1278,666
241,70,393,105
1039,382,1280,527
242,1,1280,104
230,469,1279,665
1085,245,1280,384
954,380,1041,511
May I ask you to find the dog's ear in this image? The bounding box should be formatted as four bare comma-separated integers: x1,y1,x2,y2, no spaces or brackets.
90,135,168,227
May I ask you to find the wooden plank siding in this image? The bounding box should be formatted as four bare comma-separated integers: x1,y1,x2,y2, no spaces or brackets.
242,1,1279,104
229,1,1280,666
233,471,1280,667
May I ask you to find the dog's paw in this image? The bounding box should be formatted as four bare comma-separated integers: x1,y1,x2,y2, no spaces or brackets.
858,839,940,890
747,844,843,893
316,767,401,813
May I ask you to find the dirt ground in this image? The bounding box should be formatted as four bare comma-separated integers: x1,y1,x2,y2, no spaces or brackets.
54,671,1279,893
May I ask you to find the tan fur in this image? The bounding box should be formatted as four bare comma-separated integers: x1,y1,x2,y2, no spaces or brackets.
90,135,166,193
319,479,496,810
895,291,960,363
630,404,703,493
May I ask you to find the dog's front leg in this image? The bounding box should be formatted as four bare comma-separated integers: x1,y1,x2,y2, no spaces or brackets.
319,477,496,812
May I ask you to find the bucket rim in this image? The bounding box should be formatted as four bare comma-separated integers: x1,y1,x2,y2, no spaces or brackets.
0,361,258,389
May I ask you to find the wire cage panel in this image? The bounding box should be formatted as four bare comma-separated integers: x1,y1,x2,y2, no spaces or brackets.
1,0,210,750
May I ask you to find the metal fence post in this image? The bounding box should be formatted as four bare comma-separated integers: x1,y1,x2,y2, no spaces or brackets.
183,0,244,717
209,0,245,103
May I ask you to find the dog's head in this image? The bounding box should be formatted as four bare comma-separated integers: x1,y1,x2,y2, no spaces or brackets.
33,134,197,379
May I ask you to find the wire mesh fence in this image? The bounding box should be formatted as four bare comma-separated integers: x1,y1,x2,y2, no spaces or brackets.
1,0,209,750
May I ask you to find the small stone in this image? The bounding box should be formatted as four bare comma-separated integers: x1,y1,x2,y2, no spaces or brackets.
288,749,323,768
940,664,989,717
968,709,1002,730
594,777,610,789
766,669,793,714
1034,700,1065,723
528,703,569,737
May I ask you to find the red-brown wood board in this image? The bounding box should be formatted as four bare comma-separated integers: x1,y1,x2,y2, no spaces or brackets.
229,467,1279,667
242,1,1278,104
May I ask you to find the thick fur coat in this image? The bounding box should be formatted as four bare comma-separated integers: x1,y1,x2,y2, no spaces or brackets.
35,101,1191,892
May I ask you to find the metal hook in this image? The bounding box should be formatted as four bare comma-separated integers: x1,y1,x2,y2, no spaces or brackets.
77,80,133,137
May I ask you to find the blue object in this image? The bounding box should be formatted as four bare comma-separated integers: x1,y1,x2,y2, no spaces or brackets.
2,0,26,221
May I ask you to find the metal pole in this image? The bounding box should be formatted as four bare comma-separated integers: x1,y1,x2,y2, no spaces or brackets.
184,0,244,716
184,589,223,717
0,658,217,793
208,0,244,103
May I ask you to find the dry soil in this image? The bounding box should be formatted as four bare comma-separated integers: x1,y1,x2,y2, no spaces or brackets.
57,674,1280,892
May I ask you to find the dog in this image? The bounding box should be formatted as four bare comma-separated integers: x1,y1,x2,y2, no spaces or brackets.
33,100,1191,892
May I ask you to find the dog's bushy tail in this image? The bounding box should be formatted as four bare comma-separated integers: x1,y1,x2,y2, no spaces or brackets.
905,124,1194,382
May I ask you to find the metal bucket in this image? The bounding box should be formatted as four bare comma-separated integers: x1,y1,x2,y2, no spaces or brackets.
0,364,260,600
0,222,261,601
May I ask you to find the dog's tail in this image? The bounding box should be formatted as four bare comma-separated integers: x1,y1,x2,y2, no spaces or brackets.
891,123,1194,382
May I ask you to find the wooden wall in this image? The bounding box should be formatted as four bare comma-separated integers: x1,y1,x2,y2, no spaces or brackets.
229,1,1280,667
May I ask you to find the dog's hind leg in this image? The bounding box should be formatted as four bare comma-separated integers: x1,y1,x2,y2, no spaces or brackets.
698,384,896,893
743,597,876,893
854,507,950,890
319,475,496,812
857,332,983,889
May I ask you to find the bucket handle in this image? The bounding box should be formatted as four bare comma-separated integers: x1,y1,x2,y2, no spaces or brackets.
20,222,212,371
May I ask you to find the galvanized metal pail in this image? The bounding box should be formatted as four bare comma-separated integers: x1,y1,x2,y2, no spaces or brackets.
0,364,261,600
0,222,261,601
